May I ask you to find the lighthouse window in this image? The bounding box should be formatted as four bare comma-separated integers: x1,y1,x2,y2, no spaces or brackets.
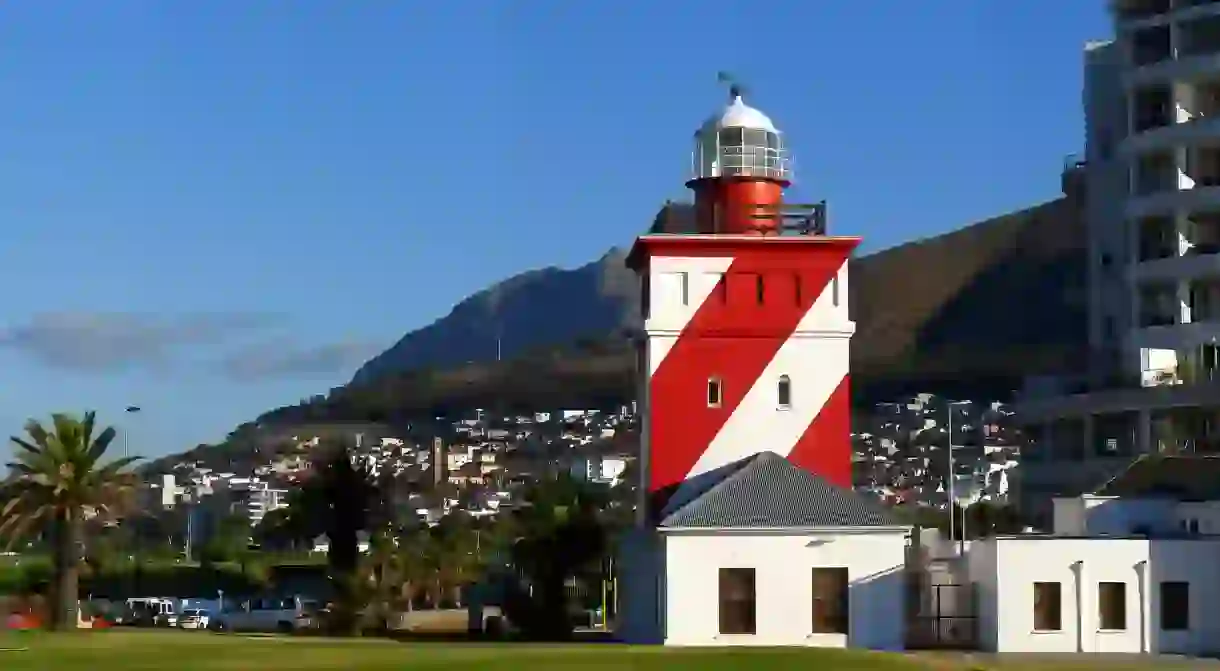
832,275,840,307
707,377,723,408
755,275,765,304
718,127,744,148
641,274,651,319
778,375,792,409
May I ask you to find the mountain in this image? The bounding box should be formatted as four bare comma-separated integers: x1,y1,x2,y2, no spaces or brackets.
350,195,1087,395
352,247,638,384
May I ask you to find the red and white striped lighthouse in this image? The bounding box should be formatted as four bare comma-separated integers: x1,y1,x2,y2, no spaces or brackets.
627,83,860,523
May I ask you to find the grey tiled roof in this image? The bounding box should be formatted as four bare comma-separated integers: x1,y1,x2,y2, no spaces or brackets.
659,451,905,528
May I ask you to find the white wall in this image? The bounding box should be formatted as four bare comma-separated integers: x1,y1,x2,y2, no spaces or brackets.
661,529,908,649
975,537,1220,654
1051,495,1213,536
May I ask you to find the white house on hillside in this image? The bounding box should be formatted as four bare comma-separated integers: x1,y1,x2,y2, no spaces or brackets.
618,452,911,649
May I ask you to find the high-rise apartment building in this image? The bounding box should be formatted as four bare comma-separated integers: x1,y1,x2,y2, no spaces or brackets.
1016,0,1220,520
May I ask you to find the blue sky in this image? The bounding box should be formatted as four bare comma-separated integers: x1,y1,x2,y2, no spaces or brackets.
0,1,1108,459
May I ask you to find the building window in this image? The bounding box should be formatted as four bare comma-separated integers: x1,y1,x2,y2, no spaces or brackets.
832,274,840,306
756,274,765,304
640,274,650,320
680,271,690,306
1098,582,1127,630
1160,581,1189,631
718,568,756,635
707,377,723,408
794,273,803,305
811,567,849,635
777,375,792,409
1033,582,1062,631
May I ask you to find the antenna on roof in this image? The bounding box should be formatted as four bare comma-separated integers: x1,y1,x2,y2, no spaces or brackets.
716,71,746,101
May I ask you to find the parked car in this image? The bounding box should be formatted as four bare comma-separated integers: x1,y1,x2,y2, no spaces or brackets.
178,608,211,630
209,596,319,634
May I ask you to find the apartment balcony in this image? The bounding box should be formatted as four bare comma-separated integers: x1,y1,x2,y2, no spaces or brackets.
1127,181,1220,217
1132,244,1220,280
1133,315,1220,349
1116,0,1220,29
1124,109,1220,154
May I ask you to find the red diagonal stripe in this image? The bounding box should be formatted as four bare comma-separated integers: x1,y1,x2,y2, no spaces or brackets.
787,374,852,488
647,245,849,494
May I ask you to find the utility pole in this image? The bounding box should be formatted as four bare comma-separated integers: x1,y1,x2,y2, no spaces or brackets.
945,400,969,555
124,405,141,459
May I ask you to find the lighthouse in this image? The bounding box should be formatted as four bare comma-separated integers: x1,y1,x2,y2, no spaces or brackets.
615,81,909,649
626,83,860,523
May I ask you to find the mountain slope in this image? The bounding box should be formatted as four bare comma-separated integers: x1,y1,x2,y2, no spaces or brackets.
351,195,1087,391
352,248,637,384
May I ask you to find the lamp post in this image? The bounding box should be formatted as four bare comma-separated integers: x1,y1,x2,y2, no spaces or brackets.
945,400,970,554
123,405,141,459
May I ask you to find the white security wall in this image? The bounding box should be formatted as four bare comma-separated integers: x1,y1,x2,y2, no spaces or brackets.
975,537,1220,654
661,529,908,649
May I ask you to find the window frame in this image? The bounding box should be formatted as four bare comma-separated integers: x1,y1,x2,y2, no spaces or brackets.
1097,581,1127,631
717,567,757,635
1033,581,1063,632
777,375,792,410
811,567,849,635
707,377,723,408
1160,581,1190,631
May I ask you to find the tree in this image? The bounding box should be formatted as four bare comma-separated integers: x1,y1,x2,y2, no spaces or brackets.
202,513,252,564
309,440,378,635
504,476,610,639
0,411,139,630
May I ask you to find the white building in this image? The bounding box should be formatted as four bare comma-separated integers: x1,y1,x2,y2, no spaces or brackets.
1016,0,1220,520
617,452,910,649
966,454,1220,654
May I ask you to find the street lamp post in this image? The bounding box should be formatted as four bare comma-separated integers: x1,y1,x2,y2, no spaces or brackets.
124,405,141,459
945,400,969,555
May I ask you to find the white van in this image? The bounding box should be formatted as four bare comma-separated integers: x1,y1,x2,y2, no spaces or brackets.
211,595,318,633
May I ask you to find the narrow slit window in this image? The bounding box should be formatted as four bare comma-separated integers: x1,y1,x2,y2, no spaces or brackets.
641,274,651,319
832,274,840,307
755,274,765,304
707,377,723,407
777,375,792,408
680,272,690,306
794,273,803,306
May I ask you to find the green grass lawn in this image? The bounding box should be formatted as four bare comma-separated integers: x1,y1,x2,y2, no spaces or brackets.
0,630,928,670
0,631,1208,670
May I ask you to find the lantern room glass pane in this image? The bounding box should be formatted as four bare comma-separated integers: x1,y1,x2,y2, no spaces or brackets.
718,127,744,147
742,128,767,148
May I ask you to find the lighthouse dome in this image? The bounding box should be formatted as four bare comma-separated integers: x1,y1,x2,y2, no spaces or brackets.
691,92,789,183
701,94,779,134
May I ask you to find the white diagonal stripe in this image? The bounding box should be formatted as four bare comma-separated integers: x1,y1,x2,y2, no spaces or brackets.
644,256,734,374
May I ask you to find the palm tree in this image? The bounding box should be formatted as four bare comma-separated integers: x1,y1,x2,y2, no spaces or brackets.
0,411,139,630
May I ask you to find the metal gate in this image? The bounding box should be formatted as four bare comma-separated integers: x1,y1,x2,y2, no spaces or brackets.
907,578,977,649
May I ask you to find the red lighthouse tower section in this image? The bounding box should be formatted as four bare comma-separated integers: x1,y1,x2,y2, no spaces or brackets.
627,86,860,523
